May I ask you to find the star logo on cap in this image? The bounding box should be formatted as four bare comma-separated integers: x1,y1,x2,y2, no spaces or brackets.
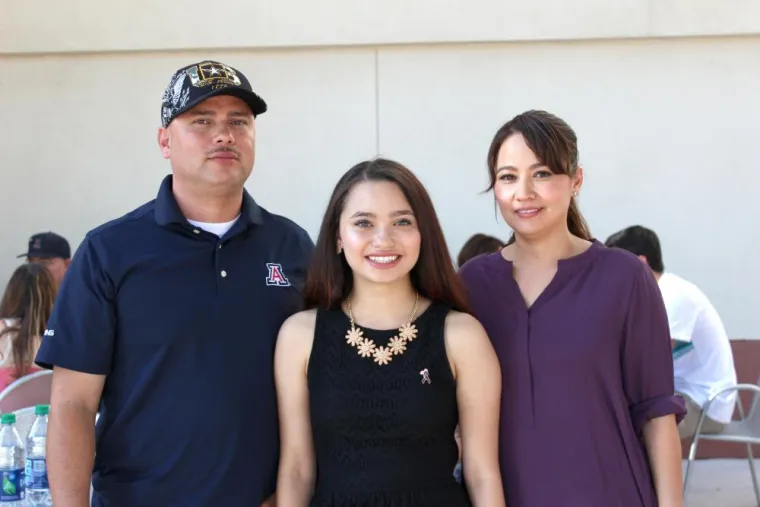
186,61,242,89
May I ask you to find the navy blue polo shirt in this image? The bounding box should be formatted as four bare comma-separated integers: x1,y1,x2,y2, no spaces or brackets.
35,175,314,507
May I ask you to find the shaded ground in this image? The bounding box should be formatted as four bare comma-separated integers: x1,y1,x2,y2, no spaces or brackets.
684,459,759,507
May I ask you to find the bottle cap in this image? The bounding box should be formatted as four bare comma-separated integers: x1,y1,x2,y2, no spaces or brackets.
0,413,16,425
35,405,49,416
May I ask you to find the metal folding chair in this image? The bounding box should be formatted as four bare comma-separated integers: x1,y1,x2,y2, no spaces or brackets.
683,377,760,506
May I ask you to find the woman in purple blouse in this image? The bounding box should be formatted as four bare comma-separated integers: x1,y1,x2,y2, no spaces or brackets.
458,110,687,507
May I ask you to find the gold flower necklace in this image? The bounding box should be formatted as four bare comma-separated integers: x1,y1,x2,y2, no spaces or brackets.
345,293,420,366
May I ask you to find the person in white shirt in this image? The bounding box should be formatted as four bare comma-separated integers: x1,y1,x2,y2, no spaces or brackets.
605,225,737,438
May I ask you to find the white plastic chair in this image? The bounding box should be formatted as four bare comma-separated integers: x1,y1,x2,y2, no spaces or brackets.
0,370,52,414
683,377,760,506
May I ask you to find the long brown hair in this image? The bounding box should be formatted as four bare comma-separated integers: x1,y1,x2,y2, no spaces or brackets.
303,158,470,313
486,109,591,243
0,263,57,381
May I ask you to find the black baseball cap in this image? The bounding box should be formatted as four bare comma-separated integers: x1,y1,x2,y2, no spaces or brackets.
17,232,71,259
160,60,267,128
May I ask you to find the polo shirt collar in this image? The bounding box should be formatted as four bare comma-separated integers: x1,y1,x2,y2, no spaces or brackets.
153,174,263,228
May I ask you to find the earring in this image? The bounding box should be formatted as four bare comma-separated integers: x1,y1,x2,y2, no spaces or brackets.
573,191,579,198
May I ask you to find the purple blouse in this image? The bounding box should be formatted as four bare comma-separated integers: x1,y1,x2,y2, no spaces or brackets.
459,240,686,507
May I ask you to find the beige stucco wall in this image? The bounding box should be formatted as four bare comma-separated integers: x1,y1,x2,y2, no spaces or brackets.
1,1,758,338
3,0,760,53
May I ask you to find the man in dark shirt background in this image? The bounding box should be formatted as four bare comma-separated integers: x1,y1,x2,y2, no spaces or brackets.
17,231,72,286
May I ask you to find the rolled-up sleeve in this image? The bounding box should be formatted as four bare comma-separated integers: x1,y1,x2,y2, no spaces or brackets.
622,264,687,434
35,234,116,375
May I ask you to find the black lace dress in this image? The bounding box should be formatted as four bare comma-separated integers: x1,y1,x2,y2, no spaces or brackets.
307,303,471,506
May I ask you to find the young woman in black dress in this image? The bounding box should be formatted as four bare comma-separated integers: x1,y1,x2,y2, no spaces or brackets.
274,158,505,506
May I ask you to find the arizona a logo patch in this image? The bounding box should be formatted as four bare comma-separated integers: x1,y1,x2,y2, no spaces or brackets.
266,263,291,287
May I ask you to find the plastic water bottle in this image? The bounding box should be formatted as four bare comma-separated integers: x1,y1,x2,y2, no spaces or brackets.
0,413,25,507
26,405,51,506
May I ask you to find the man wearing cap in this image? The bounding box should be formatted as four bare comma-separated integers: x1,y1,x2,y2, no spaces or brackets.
18,231,71,286
36,60,313,507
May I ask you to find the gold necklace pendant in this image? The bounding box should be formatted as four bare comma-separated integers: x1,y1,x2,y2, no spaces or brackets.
345,293,420,366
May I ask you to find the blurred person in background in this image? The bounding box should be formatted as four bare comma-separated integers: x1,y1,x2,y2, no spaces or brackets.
457,233,504,269
0,263,57,389
605,225,737,439
17,231,72,286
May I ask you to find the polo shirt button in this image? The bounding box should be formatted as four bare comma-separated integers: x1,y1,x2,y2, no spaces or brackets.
221,270,227,278
218,244,222,249
193,229,200,234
